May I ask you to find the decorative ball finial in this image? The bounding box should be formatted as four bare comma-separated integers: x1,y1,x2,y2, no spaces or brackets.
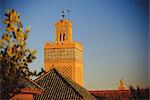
62,10,65,19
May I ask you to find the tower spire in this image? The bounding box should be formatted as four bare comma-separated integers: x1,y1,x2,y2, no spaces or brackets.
67,9,71,20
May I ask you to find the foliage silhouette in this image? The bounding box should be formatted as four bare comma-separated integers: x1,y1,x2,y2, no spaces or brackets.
0,9,45,99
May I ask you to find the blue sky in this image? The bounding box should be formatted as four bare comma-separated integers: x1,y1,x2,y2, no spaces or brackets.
0,0,149,90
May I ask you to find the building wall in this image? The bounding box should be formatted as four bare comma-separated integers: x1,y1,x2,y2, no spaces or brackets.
44,19,83,86
89,90,132,99
10,94,34,100
89,90,149,99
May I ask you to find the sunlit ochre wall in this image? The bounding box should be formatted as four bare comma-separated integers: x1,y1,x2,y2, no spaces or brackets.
44,19,83,86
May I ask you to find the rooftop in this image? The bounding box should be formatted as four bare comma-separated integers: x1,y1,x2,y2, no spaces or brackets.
34,68,96,100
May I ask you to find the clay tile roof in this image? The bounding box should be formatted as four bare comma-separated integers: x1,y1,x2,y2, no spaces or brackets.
34,68,96,100
18,76,44,91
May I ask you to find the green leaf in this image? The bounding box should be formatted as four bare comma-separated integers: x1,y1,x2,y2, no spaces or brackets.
31,50,37,55
25,26,31,33
6,9,11,14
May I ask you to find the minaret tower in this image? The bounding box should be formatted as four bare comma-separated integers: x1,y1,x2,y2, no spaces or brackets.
118,79,126,90
44,10,83,86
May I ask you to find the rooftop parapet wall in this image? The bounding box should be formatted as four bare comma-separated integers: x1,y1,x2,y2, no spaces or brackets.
44,41,83,50
55,19,72,26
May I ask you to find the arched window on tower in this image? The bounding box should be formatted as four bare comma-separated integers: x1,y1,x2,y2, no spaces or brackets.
63,34,65,41
60,34,61,41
